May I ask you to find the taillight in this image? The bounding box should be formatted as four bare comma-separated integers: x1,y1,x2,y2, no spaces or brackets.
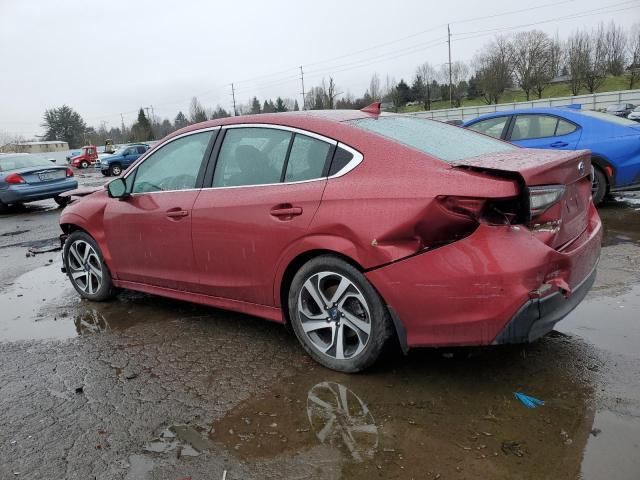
66,168,74,177
5,173,25,184
439,196,486,220
528,186,565,217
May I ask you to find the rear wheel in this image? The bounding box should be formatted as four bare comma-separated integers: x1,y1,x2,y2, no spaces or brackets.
591,166,607,205
63,231,116,301
288,255,392,372
109,163,122,176
54,195,69,208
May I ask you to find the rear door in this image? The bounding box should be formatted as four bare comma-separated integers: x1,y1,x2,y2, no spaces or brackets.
507,114,581,150
103,129,216,290
191,125,335,305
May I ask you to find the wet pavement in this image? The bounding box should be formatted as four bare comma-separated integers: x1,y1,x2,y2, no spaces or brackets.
0,179,639,479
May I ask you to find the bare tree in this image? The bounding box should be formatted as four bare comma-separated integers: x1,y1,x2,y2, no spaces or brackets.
628,23,640,89
326,77,341,109
512,30,553,100
416,62,437,110
369,73,381,101
474,36,514,104
584,25,609,93
604,21,627,76
566,31,590,95
189,97,207,123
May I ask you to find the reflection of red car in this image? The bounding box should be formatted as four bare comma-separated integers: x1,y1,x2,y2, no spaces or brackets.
59,106,601,372
69,145,98,168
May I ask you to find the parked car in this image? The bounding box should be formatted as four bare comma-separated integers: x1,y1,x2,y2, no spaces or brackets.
99,144,149,176
463,106,640,204
59,108,601,372
605,103,636,117
627,106,640,122
0,153,77,209
68,145,99,168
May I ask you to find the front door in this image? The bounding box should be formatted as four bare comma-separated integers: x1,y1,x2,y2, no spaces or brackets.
104,130,216,290
192,126,335,305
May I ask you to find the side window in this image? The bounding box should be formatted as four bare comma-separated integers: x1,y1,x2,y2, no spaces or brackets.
136,146,147,154
467,117,509,139
511,115,557,140
131,131,213,194
213,128,292,187
555,119,577,136
284,134,332,182
328,146,353,176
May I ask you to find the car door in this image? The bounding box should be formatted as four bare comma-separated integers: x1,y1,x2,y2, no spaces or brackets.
507,114,581,150
122,147,140,168
466,115,512,139
191,125,335,306
103,129,217,291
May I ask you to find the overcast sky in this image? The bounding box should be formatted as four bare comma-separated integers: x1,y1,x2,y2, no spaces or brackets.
1,0,638,137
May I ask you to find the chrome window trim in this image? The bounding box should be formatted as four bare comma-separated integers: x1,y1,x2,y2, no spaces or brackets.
123,124,363,196
122,126,221,182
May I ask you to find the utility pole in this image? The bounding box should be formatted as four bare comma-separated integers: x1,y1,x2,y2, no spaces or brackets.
144,107,151,120
150,105,155,123
447,24,453,107
231,83,238,116
299,65,306,110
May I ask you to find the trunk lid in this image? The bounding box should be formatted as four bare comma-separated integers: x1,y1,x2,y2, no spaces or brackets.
16,166,68,185
453,148,593,249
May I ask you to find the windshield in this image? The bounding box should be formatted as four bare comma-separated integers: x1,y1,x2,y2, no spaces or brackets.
579,109,638,126
0,154,56,172
348,116,516,163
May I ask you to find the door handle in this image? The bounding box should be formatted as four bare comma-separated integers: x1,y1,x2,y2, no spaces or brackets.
270,205,303,219
550,141,568,147
166,209,189,218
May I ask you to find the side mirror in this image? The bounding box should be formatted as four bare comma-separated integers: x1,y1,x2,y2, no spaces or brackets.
107,178,128,199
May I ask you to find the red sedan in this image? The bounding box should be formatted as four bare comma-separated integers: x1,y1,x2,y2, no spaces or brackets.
59,105,602,372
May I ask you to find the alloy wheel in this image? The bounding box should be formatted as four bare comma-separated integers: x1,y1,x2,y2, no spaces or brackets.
67,240,103,294
112,166,121,175
297,271,371,360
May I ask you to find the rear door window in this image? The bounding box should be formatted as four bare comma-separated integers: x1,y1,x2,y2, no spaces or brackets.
213,128,292,187
510,115,558,140
284,134,332,182
467,116,510,139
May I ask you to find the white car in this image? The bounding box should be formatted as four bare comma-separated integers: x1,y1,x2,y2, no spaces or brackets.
628,106,640,122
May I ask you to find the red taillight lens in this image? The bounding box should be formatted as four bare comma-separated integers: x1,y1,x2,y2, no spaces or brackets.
66,168,74,177
439,196,486,220
5,173,25,184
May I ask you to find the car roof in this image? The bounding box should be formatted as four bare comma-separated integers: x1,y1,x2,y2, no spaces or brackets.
463,106,604,123
165,110,378,142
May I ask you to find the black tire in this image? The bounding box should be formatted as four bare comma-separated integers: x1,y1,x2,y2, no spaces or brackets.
63,231,117,301
109,164,122,176
0,200,7,212
101,170,110,177
80,161,89,169
591,166,607,206
54,195,70,208
288,255,393,373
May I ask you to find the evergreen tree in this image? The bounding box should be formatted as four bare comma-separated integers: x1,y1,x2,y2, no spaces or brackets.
174,111,189,129
131,108,154,142
41,105,87,148
274,97,287,112
210,106,231,119
293,100,300,111
250,97,261,114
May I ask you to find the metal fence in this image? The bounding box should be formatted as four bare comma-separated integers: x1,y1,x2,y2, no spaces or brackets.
406,89,640,122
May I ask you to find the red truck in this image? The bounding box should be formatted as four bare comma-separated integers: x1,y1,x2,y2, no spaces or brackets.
68,145,98,169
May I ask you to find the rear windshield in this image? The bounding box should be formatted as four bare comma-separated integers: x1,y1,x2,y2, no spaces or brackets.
0,155,54,172
348,116,516,162
579,109,637,126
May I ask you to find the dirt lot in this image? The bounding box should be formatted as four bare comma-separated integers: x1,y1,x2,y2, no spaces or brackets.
1,170,639,479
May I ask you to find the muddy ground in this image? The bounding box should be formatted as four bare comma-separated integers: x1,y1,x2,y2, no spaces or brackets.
0,170,639,479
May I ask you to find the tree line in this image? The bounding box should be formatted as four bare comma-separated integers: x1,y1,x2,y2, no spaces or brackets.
30,21,640,148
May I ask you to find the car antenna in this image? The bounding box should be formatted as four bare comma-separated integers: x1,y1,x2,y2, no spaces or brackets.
360,102,381,115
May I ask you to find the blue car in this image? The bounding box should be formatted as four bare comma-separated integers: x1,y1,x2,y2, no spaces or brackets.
100,143,150,176
463,106,640,204
0,154,78,210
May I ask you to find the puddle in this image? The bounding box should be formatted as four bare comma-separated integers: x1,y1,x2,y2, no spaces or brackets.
143,424,213,458
580,411,640,480
210,339,595,479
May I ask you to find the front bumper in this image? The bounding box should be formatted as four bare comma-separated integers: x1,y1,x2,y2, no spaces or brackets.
0,179,79,204
366,203,602,349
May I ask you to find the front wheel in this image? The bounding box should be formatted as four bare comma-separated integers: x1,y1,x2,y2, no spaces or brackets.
63,231,116,301
288,255,392,373
591,167,607,205
80,160,89,169
109,164,122,176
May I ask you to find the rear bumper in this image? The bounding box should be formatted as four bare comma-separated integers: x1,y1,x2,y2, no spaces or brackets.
0,179,79,204
366,203,602,349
